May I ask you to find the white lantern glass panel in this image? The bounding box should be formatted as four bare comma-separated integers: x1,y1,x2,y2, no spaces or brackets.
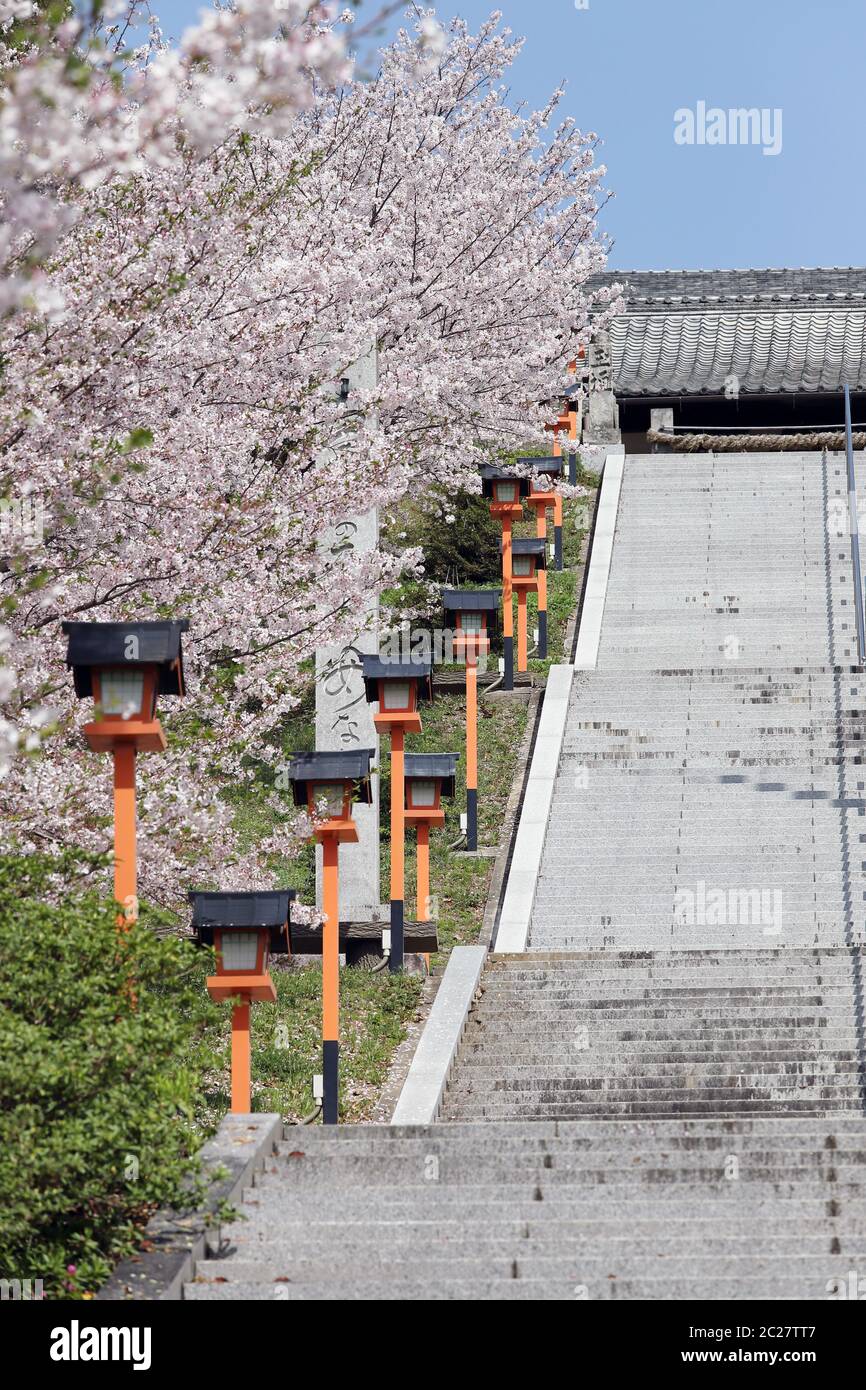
495,481,517,503
313,783,346,817
100,669,144,719
512,554,533,576
462,612,483,634
382,680,411,711
410,779,437,808
220,930,259,971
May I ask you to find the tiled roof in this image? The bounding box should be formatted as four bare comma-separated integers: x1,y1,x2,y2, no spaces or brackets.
592,266,866,307
613,306,866,396
589,267,866,396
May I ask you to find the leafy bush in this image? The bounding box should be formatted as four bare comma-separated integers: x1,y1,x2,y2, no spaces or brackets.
0,853,218,1298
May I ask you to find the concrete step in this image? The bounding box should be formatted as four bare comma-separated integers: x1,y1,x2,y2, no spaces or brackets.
285,1116,866,1138
490,951,865,962
443,1100,866,1118
479,981,860,993
273,1139,866,1163
251,1160,866,1188
226,1225,865,1255
188,1254,866,1286
240,1187,866,1218
182,1276,849,1300
455,1066,865,1084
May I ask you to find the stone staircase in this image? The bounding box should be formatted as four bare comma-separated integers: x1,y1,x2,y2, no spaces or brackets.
184,1119,866,1300
442,950,866,1121
186,453,866,1301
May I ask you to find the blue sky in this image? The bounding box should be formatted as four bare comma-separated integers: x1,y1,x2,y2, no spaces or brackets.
142,1,866,273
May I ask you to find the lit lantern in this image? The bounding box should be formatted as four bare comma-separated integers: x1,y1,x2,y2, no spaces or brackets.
284,750,374,1125
360,658,432,734
442,589,500,852
479,465,530,517
404,753,458,972
62,619,189,753
361,657,432,973
191,890,293,1115
285,749,375,844
62,620,189,925
480,467,531,691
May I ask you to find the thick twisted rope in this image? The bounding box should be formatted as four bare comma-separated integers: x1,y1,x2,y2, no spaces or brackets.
647,428,866,453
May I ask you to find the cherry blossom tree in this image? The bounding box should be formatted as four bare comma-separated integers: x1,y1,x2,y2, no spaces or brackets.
0,4,620,906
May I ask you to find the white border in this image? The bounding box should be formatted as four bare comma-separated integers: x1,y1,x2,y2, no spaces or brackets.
574,446,624,670
391,945,487,1125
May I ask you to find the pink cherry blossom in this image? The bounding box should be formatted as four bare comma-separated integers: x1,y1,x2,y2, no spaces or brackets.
0,6,621,908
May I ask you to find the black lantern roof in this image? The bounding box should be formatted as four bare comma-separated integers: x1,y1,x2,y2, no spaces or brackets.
62,620,190,699
361,657,433,705
284,748,375,807
441,588,501,614
517,455,564,477
404,753,458,800
189,889,295,953
478,465,531,499
510,537,547,568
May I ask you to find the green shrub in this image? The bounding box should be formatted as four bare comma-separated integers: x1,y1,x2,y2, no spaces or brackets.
0,853,218,1298
386,489,502,588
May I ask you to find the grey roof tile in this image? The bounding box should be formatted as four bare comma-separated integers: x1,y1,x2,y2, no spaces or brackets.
587,267,866,396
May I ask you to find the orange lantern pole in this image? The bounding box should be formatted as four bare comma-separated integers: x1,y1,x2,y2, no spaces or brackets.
416,822,430,970
284,752,374,1124
443,590,497,855
321,832,340,1121
516,589,528,671
534,507,548,659
550,423,567,573
112,741,138,925
567,352,584,487
502,512,514,690
231,1002,251,1113
522,458,561,659
415,822,430,922
465,644,478,849
389,724,405,970
511,541,545,674
568,399,579,488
